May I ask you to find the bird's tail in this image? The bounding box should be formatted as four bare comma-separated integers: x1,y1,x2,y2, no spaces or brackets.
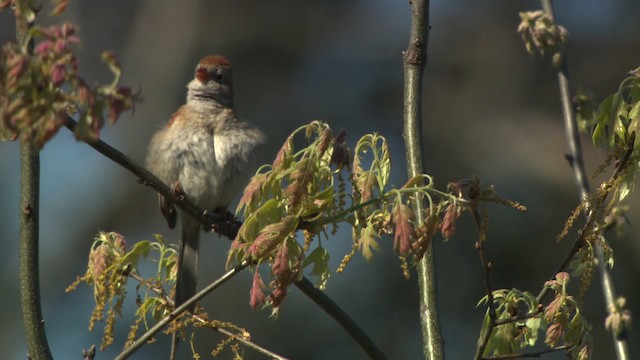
171,216,200,359
176,217,200,309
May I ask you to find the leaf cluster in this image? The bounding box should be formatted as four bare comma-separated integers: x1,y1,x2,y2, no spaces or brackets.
517,10,568,67
0,3,139,148
478,273,591,359
66,232,177,350
228,121,473,312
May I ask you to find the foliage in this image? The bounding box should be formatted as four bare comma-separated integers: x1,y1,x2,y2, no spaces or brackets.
228,121,522,314
0,0,138,148
476,9,640,359
477,273,592,359
67,232,256,358
605,296,632,338
517,10,568,67
66,232,174,350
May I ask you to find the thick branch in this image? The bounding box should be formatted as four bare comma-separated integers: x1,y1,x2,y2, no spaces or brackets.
17,9,53,360
402,0,443,359
20,138,54,360
539,1,630,358
294,278,386,360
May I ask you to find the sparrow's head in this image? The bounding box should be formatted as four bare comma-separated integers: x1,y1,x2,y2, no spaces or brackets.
187,55,234,108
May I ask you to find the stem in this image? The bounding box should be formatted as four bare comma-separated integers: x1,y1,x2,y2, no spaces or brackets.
540,1,630,358
473,210,496,360
194,315,289,360
294,278,386,360
17,7,53,360
115,261,250,360
305,187,462,229
402,0,443,359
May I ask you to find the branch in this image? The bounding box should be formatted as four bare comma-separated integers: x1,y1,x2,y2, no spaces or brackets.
63,118,382,359
129,271,289,360
402,1,443,359
481,345,568,359
472,210,497,360
115,261,250,360
539,2,631,358
63,116,241,240
17,7,54,360
293,278,386,360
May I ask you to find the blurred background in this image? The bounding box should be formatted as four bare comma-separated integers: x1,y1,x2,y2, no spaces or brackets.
1,1,639,359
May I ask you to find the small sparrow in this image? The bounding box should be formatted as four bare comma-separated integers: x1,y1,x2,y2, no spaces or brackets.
146,55,265,337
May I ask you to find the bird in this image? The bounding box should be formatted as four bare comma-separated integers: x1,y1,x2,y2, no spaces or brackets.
145,55,266,357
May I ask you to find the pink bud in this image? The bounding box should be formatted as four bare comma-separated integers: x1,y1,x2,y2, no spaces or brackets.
54,39,66,54
50,63,66,86
7,54,28,82
35,41,53,54
249,272,266,310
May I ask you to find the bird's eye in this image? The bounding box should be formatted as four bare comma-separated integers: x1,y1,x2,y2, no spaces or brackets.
214,73,224,82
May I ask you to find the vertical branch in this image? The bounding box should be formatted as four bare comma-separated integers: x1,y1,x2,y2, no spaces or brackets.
540,1,631,359
472,210,497,360
15,6,54,360
20,141,53,360
402,1,443,359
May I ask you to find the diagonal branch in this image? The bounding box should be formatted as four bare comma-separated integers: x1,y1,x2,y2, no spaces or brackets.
128,269,289,360
63,117,383,359
402,1,443,359
294,278,386,360
116,261,250,360
63,116,241,239
481,345,568,359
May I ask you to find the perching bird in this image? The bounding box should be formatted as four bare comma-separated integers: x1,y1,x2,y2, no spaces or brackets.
146,55,265,356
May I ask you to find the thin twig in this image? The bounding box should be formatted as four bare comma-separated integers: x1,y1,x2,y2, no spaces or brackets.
17,7,54,360
192,315,289,360
481,345,568,359
539,2,631,358
129,271,288,359
115,261,250,360
493,310,542,326
294,278,386,360
473,209,497,360
402,1,443,359
63,116,241,240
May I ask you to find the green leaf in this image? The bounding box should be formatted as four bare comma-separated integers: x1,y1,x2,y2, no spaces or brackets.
358,227,380,262
564,310,587,346
628,99,640,122
523,317,541,346
486,322,518,356
121,240,152,267
609,93,625,146
303,246,330,278
593,93,615,148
